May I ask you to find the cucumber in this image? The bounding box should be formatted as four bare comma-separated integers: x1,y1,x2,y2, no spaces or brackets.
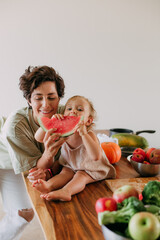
145,205,160,214
112,133,149,149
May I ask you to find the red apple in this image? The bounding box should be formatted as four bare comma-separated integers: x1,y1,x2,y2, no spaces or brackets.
133,148,146,159
146,148,156,160
143,161,150,165
128,212,160,240
112,185,139,203
95,197,117,213
131,153,145,163
149,149,160,164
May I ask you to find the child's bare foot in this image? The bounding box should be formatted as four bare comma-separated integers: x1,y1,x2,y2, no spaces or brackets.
32,179,50,193
40,189,72,201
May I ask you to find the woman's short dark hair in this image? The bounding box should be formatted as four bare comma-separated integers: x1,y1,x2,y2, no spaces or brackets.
19,66,65,101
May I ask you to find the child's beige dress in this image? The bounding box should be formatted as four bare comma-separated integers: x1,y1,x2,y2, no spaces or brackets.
59,140,116,180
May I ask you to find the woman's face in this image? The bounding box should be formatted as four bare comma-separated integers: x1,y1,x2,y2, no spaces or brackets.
29,81,60,124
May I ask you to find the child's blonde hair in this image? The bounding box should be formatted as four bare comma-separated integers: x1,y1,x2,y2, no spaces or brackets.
65,95,96,130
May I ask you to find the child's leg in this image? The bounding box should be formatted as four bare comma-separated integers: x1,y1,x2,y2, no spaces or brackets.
41,171,95,201
32,167,75,193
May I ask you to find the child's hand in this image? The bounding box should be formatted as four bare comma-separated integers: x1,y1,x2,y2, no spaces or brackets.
76,121,88,137
52,114,64,120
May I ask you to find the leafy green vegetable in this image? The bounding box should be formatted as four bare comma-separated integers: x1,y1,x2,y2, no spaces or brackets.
98,196,146,225
142,181,160,207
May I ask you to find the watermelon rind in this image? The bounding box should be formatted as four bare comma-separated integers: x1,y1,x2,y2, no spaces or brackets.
38,116,83,137
38,117,50,132
61,130,75,137
61,116,84,137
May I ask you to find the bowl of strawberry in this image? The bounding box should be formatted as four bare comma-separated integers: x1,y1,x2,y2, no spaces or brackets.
128,148,160,177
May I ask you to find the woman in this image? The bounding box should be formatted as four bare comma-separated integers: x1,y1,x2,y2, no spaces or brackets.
0,66,66,239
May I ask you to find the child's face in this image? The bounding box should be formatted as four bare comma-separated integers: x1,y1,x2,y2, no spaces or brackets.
64,97,92,125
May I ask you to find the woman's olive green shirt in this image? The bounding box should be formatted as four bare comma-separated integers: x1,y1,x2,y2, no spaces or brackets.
0,106,64,174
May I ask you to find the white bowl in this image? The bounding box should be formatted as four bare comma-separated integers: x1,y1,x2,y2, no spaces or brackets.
102,225,130,240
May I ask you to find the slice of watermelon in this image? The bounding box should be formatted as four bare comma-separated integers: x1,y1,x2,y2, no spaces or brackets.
38,116,82,137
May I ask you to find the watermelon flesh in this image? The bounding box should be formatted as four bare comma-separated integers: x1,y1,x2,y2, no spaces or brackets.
38,116,82,137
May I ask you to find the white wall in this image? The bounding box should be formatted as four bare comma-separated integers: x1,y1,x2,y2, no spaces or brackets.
0,0,160,147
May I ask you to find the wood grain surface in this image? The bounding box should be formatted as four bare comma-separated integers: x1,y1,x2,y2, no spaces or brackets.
22,172,56,240
23,153,160,240
23,156,149,240
105,176,160,193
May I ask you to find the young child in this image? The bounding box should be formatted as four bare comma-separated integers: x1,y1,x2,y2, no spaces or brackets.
32,95,116,201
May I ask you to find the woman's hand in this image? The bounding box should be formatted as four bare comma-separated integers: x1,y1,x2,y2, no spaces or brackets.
36,128,68,169
27,167,47,182
43,129,66,160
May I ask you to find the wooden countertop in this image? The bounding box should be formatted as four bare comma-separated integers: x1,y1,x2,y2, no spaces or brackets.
22,130,160,240
23,156,148,240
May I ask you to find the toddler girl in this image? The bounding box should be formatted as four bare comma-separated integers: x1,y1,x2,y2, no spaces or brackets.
32,95,116,201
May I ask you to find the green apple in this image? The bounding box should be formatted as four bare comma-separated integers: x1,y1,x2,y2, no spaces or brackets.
129,212,160,240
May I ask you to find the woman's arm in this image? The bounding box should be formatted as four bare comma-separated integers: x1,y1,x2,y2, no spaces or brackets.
28,129,65,181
